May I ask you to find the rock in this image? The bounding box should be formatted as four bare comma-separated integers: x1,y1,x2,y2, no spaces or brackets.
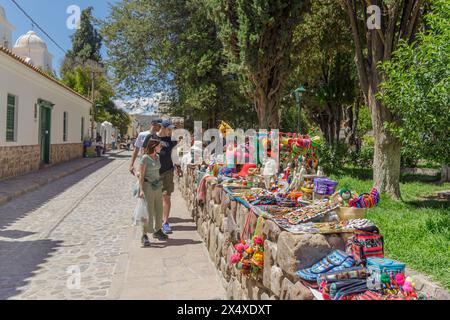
213,185,223,204
251,285,262,300
279,278,294,300
262,241,277,289
202,221,209,246
263,219,282,242
236,205,249,237
289,281,314,300
270,266,284,297
220,258,231,282
232,279,242,300
276,232,333,278
219,217,227,233
208,224,218,260
226,280,233,300
260,292,270,300
216,231,225,258
326,234,347,250
213,204,222,222
225,212,240,244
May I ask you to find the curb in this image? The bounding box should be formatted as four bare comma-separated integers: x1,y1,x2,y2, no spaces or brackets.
0,150,126,206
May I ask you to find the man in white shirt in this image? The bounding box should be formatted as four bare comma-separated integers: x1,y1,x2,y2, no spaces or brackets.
129,119,162,176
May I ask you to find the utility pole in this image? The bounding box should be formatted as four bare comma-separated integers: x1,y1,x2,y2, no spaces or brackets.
87,60,104,140
91,70,95,140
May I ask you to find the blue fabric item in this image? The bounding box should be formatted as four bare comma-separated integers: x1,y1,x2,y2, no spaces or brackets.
310,250,352,274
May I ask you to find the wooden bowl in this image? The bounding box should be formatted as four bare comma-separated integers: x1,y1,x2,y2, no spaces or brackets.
336,207,366,221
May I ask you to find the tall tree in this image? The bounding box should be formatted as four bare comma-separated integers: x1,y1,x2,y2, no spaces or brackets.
68,7,103,63
380,0,449,178
207,0,310,129
342,0,428,199
60,7,130,136
288,0,359,148
101,0,255,129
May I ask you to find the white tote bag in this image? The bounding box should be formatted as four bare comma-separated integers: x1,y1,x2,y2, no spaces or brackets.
132,198,149,226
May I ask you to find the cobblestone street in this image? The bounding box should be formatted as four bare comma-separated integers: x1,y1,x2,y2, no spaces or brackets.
0,152,225,300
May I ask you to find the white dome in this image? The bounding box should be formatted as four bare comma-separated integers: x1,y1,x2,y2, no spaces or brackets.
14,31,47,50
0,6,6,19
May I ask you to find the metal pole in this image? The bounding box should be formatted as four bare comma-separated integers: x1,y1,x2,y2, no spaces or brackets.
91,71,95,140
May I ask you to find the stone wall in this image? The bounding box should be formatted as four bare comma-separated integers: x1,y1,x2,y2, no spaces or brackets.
0,143,83,181
180,165,349,300
0,145,40,180
51,143,83,165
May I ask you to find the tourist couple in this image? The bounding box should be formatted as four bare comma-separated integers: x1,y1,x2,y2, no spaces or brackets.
129,119,177,247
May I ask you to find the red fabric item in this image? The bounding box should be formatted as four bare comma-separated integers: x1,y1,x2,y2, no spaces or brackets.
238,163,257,177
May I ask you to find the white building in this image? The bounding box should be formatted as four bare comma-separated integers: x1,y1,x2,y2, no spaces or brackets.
0,6,14,49
0,5,92,180
13,31,53,73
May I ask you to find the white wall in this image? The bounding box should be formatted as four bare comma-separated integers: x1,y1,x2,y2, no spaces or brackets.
0,51,91,147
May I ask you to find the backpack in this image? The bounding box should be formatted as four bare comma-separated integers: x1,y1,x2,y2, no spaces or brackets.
347,229,384,265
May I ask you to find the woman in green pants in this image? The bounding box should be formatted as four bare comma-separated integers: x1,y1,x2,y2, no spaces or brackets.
139,138,168,247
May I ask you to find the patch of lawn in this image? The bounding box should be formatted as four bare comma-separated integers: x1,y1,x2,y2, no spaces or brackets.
330,170,450,290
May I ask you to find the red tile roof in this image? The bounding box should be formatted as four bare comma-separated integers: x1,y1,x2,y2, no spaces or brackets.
0,46,93,104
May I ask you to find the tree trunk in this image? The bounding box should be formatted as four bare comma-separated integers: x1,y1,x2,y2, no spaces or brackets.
255,92,280,129
368,86,402,199
441,164,450,183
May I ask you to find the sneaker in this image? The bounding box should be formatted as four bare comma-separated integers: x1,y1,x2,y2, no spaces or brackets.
141,235,151,247
162,223,173,234
153,229,169,240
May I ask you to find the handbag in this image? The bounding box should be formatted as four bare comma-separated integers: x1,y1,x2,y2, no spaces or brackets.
132,198,149,226
346,229,384,265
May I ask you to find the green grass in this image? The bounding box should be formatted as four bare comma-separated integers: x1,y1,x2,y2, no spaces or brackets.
330,169,450,290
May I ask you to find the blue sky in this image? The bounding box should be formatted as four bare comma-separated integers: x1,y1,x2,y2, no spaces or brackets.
1,0,115,71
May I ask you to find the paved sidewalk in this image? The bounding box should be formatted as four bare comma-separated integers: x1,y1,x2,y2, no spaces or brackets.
0,152,225,300
0,150,124,205
109,186,226,300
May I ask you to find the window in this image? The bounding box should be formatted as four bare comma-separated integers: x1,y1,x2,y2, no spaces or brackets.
63,112,68,142
6,94,17,142
81,117,85,141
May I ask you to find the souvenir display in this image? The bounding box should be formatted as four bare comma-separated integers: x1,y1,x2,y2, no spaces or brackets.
230,217,265,279
314,178,339,196
188,128,426,301
285,200,339,225
333,188,380,209
296,250,355,282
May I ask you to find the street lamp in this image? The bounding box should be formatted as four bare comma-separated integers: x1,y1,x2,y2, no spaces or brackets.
293,86,306,133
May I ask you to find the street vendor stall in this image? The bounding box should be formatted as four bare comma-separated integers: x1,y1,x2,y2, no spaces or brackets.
188,129,427,300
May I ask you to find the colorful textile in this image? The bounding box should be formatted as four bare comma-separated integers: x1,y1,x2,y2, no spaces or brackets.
196,174,211,204
347,230,384,265
296,250,355,282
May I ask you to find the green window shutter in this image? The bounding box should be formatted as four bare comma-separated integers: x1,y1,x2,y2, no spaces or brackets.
81,117,84,141
6,95,16,142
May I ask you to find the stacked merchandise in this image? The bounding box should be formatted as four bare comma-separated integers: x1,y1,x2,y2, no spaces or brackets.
190,129,424,300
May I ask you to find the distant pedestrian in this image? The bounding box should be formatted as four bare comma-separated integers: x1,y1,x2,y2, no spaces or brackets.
138,136,168,247
96,133,103,157
112,134,117,150
126,137,131,151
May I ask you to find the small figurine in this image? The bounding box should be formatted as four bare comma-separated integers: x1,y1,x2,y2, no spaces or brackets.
338,188,352,207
